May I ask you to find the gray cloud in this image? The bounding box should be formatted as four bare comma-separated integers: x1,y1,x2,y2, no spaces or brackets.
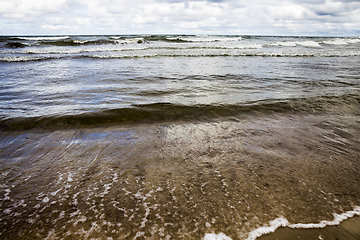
0,0,359,35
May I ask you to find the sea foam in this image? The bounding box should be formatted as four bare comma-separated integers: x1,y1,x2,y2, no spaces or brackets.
17,36,71,41
203,206,360,240
323,38,360,45
203,232,233,240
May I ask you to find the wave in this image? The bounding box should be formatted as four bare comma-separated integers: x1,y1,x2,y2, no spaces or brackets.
3,38,145,48
268,38,360,48
2,50,359,62
84,51,360,59
323,38,360,45
1,45,149,55
38,39,117,46
36,38,146,46
1,44,262,55
33,35,240,46
1,94,358,131
268,40,321,48
294,41,321,47
247,208,360,240
15,36,71,41
203,207,360,240
0,56,60,62
165,36,242,43
203,206,360,240
268,41,298,47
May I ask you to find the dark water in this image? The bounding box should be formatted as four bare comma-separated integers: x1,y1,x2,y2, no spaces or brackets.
0,35,360,239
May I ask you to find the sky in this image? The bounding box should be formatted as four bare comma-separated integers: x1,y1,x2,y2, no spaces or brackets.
0,0,360,36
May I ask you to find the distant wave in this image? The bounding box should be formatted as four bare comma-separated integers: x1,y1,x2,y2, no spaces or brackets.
2,51,359,62
83,51,360,60
38,39,118,46
1,94,358,131
268,40,322,48
165,36,242,42
4,38,145,48
15,36,71,41
0,56,61,62
323,38,360,45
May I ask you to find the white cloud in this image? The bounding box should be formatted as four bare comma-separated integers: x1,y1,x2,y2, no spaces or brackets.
0,0,359,35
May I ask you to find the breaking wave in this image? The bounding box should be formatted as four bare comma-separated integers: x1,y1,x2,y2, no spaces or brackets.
15,36,71,41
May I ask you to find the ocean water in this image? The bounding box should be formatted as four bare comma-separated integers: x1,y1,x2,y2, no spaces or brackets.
0,35,360,239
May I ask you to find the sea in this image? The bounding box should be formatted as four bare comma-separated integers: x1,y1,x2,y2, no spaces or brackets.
0,35,360,239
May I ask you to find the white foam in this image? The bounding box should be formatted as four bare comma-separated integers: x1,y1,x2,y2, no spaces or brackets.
156,187,163,192
203,207,360,240
323,38,360,45
99,183,112,197
70,209,81,217
295,41,321,48
233,44,263,49
245,217,289,240
73,215,87,226
167,36,242,43
15,45,145,55
18,36,70,41
50,189,61,196
289,206,360,229
4,188,11,200
269,40,320,48
323,39,348,45
67,173,74,182
203,232,233,240
73,40,88,44
0,56,49,62
268,41,297,47
246,206,360,240
347,38,360,44
3,208,12,214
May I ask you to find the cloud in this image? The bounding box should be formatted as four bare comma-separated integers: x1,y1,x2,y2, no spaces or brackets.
0,0,359,35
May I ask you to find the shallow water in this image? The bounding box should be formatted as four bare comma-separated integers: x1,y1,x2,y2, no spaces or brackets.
1,111,360,239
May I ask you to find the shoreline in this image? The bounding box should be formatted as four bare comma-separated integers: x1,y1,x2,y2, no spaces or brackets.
256,215,360,240
205,210,360,240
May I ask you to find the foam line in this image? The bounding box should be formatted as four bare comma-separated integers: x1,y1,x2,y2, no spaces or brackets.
246,206,360,240
203,207,360,240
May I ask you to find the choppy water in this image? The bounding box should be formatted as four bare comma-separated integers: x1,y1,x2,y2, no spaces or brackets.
0,35,360,239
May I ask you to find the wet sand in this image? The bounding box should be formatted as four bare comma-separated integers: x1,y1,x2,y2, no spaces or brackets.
0,112,359,239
